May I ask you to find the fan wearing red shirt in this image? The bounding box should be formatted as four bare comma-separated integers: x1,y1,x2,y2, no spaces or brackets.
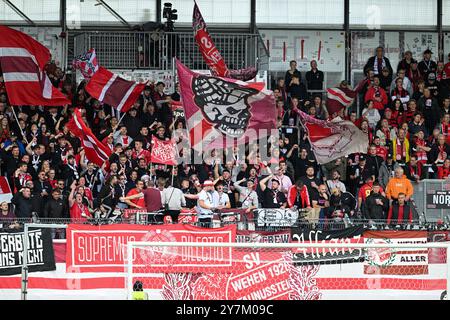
123,180,146,209
132,140,152,164
437,158,450,179
373,136,388,161
68,182,92,222
358,177,384,212
364,75,388,111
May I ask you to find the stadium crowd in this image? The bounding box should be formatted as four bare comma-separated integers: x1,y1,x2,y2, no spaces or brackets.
1,46,450,235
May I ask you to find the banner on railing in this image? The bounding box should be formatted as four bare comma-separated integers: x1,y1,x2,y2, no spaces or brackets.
254,209,299,227
364,230,429,275
426,190,450,209
290,225,365,265
0,228,55,276
236,230,291,243
66,224,236,273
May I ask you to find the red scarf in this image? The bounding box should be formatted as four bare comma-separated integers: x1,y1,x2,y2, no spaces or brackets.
441,122,450,136
414,138,427,162
438,145,447,162
396,139,406,160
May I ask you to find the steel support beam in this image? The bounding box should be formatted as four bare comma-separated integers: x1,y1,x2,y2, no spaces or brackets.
2,0,36,26
95,0,132,30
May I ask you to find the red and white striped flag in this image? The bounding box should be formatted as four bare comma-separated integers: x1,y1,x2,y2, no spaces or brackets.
0,25,71,106
72,48,99,79
85,67,145,113
0,177,12,203
66,108,111,167
295,109,369,164
326,79,368,115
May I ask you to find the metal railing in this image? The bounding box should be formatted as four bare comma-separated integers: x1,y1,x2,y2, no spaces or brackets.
73,31,269,71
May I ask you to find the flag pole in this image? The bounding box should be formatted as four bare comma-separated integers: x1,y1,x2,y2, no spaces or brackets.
113,112,127,135
11,106,29,144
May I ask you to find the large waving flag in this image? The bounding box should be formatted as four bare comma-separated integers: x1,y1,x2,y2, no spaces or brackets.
85,67,145,113
295,109,369,164
193,1,257,81
72,48,99,79
66,109,111,167
177,60,276,151
326,79,368,115
0,25,71,106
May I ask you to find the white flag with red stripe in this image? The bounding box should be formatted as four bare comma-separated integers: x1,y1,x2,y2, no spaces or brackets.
66,108,111,167
0,25,71,106
85,67,145,113
0,176,12,203
295,109,369,164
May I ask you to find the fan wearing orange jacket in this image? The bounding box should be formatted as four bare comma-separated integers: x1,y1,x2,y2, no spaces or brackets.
385,167,414,201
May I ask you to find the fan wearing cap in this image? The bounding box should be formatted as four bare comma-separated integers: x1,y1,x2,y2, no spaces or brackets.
259,174,287,209
407,60,423,92
196,180,219,224
425,72,439,98
418,49,437,79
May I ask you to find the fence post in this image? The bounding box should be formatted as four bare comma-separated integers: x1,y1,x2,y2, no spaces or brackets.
447,245,450,300
21,223,29,300
127,242,134,300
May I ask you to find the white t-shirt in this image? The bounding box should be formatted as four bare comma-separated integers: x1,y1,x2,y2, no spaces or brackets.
196,190,219,217
216,192,230,207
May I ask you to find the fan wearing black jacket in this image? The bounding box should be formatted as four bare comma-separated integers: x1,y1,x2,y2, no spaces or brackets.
364,182,389,221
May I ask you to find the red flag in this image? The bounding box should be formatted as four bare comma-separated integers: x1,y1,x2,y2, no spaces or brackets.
72,48,99,79
177,60,276,151
85,67,145,113
295,109,369,164
193,2,230,77
192,2,257,81
150,136,177,165
0,25,71,106
66,109,111,167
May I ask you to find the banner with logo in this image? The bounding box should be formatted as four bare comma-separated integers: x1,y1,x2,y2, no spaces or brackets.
66,224,236,273
150,136,177,165
0,228,55,276
364,230,429,275
290,225,366,265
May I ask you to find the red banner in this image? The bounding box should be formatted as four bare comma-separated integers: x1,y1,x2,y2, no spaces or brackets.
66,224,236,273
150,136,176,165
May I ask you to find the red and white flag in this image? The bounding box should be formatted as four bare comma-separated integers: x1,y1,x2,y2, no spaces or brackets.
72,48,99,79
151,136,177,165
177,60,276,151
193,2,257,81
295,109,369,164
326,79,367,115
0,177,12,203
85,67,145,113
66,108,111,167
0,25,71,106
